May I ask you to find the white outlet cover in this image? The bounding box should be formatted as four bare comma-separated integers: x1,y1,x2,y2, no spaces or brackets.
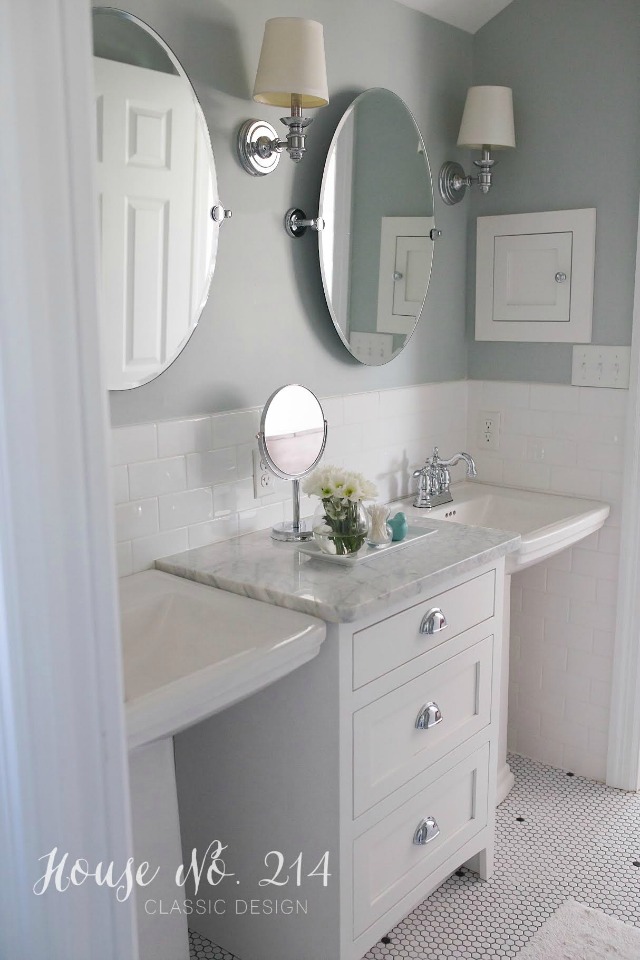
478,410,501,450
252,449,276,499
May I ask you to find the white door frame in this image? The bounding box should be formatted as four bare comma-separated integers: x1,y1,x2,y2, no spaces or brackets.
607,198,640,791
0,1,136,956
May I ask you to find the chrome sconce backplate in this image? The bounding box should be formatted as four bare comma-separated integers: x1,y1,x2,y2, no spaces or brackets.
439,151,498,205
237,119,281,177
439,160,468,205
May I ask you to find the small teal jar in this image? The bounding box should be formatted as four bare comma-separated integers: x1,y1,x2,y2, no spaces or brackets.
388,512,408,542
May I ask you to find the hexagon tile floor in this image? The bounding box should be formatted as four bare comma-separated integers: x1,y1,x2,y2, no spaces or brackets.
189,754,640,959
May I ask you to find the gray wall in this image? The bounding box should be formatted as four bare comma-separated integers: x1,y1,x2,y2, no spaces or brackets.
466,0,640,384
105,0,472,425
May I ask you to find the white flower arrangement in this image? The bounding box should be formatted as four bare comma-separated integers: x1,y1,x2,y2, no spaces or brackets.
302,465,378,503
303,466,378,556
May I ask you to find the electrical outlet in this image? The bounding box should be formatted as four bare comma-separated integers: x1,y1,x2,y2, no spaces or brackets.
478,410,501,451
253,449,276,499
571,345,631,388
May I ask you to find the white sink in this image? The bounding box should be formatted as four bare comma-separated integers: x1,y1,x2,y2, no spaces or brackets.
120,570,326,750
394,481,610,573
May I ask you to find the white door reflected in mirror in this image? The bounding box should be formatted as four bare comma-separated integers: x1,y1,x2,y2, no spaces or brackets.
93,8,226,391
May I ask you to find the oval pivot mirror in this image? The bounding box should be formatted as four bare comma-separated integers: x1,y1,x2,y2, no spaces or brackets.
318,88,435,365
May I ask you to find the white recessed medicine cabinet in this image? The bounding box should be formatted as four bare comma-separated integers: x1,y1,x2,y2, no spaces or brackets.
475,207,596,342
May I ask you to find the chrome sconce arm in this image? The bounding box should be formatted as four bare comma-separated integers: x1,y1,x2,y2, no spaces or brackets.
280,97,313,163
439,148,498,205
238,99,314,177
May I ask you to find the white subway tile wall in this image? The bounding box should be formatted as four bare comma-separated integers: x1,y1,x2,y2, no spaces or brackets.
110,381,468,577
467,381,626,782
111,378,627,783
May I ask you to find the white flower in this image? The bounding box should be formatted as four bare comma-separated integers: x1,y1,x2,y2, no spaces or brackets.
302,465,377,503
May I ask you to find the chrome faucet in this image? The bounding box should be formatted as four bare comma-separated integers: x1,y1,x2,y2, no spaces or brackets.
412,447,478,509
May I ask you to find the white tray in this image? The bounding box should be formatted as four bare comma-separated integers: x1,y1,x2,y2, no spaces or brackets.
297,525,438,566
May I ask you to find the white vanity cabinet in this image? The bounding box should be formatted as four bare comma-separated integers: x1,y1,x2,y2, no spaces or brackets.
174,558,505,960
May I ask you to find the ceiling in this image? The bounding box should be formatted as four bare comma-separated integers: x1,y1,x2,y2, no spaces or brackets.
393,0,516,34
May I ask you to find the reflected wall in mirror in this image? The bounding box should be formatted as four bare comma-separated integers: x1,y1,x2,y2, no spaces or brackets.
93,8,224,390
319,88,435,365
258,385,327,542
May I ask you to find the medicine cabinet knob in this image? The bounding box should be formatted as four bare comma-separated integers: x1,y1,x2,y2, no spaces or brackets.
419,607,448,635
393,271,404,281
211,204,233,223
415,701,443,730
413,817,440,846
555,271,567,283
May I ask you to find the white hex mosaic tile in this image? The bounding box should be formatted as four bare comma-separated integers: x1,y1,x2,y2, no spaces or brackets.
189,755,640,960
189,930,234,960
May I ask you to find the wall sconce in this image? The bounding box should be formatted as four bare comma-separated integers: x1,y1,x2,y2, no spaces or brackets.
439,86,515,205
237,18,329,177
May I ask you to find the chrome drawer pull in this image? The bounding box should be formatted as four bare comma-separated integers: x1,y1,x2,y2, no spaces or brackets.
413,817,440,845
415,701,443,730
419,607,448,635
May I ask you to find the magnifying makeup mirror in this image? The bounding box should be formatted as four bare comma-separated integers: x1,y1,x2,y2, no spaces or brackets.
258,384,327,541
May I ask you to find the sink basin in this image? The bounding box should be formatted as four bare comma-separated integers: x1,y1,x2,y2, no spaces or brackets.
393,481,609,573
120,570,325,750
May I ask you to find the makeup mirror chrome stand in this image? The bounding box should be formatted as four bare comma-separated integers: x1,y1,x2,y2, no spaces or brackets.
257,384,327,542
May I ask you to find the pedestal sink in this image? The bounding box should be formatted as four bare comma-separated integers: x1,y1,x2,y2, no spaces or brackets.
120,570,325,960
391,481,610,804
121,570,326,750
413,481,610,573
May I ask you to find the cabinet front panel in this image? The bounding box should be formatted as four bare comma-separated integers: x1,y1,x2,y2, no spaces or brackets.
352,570,495,689
353,636,493,816
352,744,490,937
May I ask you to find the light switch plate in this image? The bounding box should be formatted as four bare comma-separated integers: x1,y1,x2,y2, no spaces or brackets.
571,345,630,388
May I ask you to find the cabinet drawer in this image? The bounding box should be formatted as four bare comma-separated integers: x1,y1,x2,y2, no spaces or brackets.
353,570,495,689
353,635,493,816
353,743,489,937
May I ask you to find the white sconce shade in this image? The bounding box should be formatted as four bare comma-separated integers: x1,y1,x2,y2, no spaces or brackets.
253,18,329,109
457,85,515,149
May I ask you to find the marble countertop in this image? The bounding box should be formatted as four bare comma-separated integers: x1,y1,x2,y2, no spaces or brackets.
156,519,520,624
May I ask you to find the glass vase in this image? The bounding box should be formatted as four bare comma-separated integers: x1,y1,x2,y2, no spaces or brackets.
312,499,369,556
